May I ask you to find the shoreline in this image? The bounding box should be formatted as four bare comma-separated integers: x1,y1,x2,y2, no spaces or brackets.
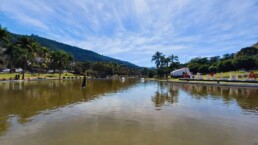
1,77,258,88
0,77,84,83
0,77,134,83
150,79,258,88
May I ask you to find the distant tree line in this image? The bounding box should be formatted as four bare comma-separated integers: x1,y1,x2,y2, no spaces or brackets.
72,61,141,78
187,46,258,74
151,43,258,77
0,25,141,79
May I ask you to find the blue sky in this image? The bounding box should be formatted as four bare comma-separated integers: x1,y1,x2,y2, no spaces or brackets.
0,0,258,67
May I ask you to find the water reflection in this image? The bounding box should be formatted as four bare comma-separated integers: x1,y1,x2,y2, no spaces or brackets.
0,79,138,135
0,80,258,145
151,82,178,107
153,83,258,112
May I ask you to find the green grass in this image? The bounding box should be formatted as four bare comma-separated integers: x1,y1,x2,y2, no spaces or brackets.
202,71,258,81
149,70,258,84
0,73,82,80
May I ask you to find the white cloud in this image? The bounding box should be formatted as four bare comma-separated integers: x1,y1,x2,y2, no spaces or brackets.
0,0,258,66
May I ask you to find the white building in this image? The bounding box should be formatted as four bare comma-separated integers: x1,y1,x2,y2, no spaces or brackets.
170,68,193,78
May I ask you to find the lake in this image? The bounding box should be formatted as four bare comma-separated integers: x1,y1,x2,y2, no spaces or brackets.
0,79,258,145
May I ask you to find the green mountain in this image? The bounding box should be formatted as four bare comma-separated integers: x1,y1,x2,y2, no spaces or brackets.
235,45,258,58
11,33,139,68
253,42,258,49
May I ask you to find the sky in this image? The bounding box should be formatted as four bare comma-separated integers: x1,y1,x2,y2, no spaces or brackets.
0,0,258,67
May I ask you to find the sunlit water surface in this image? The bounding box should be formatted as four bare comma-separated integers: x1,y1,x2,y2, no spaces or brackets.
0,79,258,145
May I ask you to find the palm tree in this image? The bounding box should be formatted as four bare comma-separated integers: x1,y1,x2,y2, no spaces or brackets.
0,25,10,44
169,54,179,63
0,26,10,70
16,37,35,52
152,51,163,69
5,44,22,73
34,46,50,76
169,54,179,70
162,56,171,80
50,50,73,79
16,37,37,79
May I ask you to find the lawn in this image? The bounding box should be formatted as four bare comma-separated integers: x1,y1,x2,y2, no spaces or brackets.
0,72,81,80
150,70,258,82
202,71,258,80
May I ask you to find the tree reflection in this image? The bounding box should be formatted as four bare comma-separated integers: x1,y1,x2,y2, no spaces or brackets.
0,79,138,135
152,82,179,107
179,84,258,111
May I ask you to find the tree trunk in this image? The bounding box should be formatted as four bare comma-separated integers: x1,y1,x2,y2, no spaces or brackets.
22,59,26,80
22,70,25,80
9,63,13,73
59,70,62,80
38,69,40,77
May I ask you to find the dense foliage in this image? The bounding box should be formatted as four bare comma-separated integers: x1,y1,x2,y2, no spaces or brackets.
151,51,180,78
72,62,141,78
151,43,258,77
10,33,139,68
187,46,258,74
0,25,141,79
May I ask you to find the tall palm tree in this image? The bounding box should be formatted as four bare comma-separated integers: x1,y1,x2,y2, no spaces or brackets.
0,26,10,69
50,50,73,79
170,54,179,63
152,51,163,69
5,44,22,72
35,46,50,75
169,54,179,71
16,37,35,52
0,25,10,44
16,37,37,79
162,56,171,80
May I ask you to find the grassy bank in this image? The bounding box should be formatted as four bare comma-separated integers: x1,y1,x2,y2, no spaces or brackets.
0,73,81,80
202,71,258,80
149,71,258,86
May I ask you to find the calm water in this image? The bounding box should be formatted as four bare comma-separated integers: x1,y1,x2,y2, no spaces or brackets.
0,79,258,145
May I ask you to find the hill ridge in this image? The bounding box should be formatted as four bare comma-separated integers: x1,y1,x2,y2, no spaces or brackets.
11,33,139,68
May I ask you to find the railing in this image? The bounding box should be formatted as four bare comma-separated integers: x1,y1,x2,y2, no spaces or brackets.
179,78,258,84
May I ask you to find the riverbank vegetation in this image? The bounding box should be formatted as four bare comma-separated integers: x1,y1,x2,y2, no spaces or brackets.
0,25,141,80
150,42,258,78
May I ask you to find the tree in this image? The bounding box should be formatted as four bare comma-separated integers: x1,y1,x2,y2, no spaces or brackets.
34,46,50,75
4,44,23,72
235,47,258,58
148,69,156,78
217,60,235,72
162,57,171,80
169,54,179,71
234,57,256,71
198,64,209,74
15,37,38,79
141,68,149,77
254,54,258,69
0,25,10,44
209,56,220,64
0,26,10,70
187,57,209,74
50,50,73,79
222,53,234,61
152,51,163,69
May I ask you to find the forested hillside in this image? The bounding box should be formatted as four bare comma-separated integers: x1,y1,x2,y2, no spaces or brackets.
11,33,139,68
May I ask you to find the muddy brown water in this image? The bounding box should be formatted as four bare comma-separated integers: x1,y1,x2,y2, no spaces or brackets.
0,79,258,145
